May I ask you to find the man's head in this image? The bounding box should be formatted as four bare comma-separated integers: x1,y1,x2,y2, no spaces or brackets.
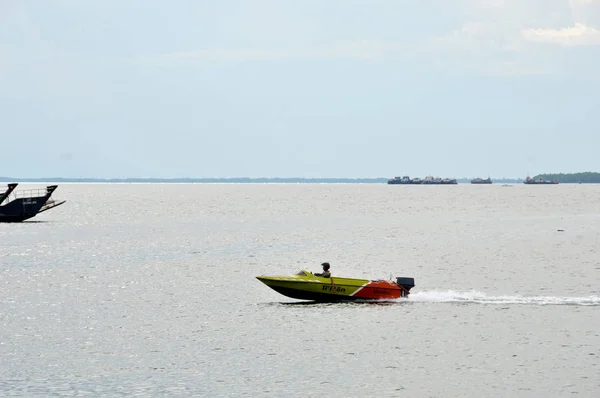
321,262,330,270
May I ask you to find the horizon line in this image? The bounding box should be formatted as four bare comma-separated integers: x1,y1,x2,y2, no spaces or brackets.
2,176,533,182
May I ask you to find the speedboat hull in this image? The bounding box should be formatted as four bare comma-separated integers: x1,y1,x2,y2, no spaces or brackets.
256,270,415,302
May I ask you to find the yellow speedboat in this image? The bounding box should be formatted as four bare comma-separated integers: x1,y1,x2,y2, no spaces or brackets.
256,270,415,301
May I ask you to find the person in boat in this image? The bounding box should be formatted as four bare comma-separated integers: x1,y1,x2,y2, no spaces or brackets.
314,262,331,278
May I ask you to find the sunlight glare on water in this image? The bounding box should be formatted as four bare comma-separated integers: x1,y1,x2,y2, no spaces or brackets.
1,183,600,397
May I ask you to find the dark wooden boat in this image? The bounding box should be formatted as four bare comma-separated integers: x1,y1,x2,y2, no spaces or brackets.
0,183,66,222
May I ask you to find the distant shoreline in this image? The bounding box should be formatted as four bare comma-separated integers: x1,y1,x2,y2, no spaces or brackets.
2,173,598,184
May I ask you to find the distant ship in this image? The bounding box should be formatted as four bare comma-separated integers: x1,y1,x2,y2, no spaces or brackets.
471,177,493,184
524,176,558,185
388,176,456,185
422,176,457,185
387,176,422,184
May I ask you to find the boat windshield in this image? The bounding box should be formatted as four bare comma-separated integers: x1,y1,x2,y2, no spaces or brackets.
295,270,308,276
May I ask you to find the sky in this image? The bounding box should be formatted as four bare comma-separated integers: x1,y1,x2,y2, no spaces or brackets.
1,0,599,179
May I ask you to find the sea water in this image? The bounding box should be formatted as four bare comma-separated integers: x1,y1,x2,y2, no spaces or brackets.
1,183,599,397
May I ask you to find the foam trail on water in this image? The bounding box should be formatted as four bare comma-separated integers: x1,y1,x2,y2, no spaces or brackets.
409,290,600,306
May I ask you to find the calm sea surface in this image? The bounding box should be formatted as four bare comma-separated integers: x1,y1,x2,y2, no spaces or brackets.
1,183,599,397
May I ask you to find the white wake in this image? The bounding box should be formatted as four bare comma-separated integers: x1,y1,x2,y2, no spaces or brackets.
408,290,600,306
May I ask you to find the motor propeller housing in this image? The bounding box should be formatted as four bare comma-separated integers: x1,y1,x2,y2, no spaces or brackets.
396,277,415,291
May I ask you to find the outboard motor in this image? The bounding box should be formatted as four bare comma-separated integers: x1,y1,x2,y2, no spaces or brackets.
396,277,415,296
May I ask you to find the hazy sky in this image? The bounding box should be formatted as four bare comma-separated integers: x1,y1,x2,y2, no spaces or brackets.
1,0,599,178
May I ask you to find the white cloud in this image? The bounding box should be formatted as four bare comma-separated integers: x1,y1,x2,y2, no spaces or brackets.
427,21,551,76
522,23,600,46
4,0,598,81
427,0,600,74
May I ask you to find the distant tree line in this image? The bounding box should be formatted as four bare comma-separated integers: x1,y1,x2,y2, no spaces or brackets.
0,176,390,184
533,172,600,183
